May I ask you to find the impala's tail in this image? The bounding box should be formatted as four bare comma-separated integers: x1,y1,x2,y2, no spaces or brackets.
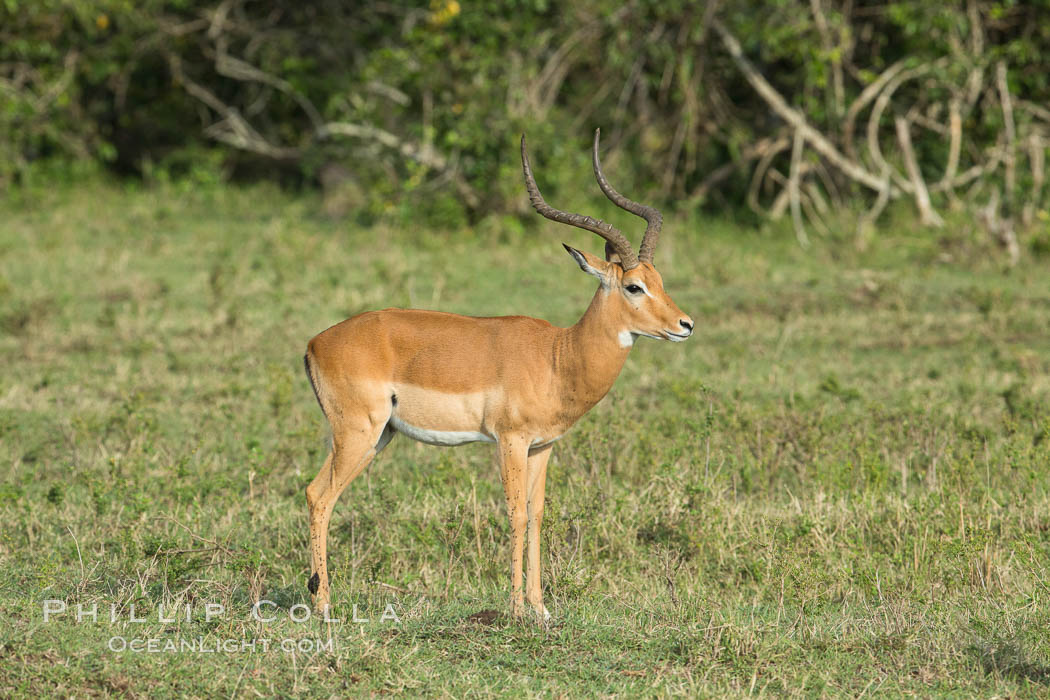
303,350,329,422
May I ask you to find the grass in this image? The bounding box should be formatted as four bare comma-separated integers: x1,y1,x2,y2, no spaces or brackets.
1,178,1049,697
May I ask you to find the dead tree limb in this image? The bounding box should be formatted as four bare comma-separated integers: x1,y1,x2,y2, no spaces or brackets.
212,41,323,130
789,128,810,247
689,135,789,203
964,0,985,109
810,0,845,118
711,18,890,194
936,99,962,190
1023,131,1045,227
865,65,939,194
169,52,479,207
747,137,791,214
320,123,479,208
843,59,907,159
169,54,300,160
931,146,1005,193
895,116,943,226
856,165,892,244
996,61,1016,211
1018,100,1050,125
978,190,1020,267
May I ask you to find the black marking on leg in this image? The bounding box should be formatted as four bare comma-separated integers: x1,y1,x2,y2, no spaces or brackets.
391,393,398,406
308,572,320,594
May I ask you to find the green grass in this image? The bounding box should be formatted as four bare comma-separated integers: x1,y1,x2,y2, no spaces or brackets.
1,179,1049,697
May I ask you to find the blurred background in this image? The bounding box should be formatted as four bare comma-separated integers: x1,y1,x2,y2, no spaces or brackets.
2,0,1049,258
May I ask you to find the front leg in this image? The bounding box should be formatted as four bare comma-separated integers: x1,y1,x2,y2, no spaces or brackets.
496,434,529,618
526,443,553,621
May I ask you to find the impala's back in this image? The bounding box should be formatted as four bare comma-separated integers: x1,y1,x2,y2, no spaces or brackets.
305,308,561,446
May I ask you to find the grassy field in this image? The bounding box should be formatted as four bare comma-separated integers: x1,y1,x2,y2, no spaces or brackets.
1,178,1049,697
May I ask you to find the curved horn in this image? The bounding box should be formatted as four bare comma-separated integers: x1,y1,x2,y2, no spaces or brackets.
521,134,639,270
591,128,663,263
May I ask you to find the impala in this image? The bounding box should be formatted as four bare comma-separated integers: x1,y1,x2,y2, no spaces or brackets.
303,129,693,620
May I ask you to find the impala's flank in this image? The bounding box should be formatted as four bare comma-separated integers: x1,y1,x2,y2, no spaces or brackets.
303,129,692,621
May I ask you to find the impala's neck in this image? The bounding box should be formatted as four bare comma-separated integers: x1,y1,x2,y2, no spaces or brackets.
557,286,632,409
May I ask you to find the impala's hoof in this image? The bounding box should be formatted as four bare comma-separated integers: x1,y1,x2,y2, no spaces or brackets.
307,572,320,595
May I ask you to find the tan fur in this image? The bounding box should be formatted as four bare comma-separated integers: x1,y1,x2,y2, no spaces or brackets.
304,249,692,621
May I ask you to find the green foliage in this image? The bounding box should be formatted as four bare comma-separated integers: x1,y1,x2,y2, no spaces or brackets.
4,1,1049,233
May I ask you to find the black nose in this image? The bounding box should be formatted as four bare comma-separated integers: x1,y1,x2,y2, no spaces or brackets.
679,319,693,332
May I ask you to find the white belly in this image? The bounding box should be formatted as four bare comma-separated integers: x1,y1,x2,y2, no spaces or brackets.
388,415,495,446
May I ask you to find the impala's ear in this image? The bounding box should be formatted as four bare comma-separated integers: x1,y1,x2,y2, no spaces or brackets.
563,243,612,283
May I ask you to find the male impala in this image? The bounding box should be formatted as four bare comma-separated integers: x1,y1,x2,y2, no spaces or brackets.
303,129,693,620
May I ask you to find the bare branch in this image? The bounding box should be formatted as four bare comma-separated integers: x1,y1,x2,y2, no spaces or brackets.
689,135,789,204
321,122,479,208
895,116,943,227
865,64,939,195
963,0,985,110
936,99,962,189
207,0,239,40
931,146,1005,193
996,61,1016,211
978,190,1020,267
843,59,907,159
168,54,300,160
1017,99,1050,124
747,137,792,214
809,0,845,117
855,165,892,242
711,18,891,194
530,7,627,116
213,44,323,129
789,128,810,247
1022,131,1045,227
366,81,410,106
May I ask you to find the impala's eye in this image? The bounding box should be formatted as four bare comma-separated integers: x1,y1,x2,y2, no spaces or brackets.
625,284,644,295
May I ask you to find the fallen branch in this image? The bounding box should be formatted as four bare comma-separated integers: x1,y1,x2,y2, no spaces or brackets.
855,165,892,243
800,184,832,237
169,54,301,160
964,0,985,109
936,99,962,189
1017,99,1050,125
812,159,844,209
895,117,943,226
212,40,324,129
978,190,1020,267
996,61,1016,212
1023,131,1045,227
931,145,1005,193
843,59,907,159
865,65,938,195
746,136,791,214
789,128,810,247
169,49,480,207
711,18,890,194
809,0,845,117
689,136,789,203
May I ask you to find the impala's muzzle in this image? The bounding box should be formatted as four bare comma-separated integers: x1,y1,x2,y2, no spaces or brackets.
664,317,694,342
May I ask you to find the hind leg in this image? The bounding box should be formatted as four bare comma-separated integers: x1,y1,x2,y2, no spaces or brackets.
307,415,393,613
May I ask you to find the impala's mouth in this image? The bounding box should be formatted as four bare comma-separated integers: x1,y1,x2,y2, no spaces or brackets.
664,330,692,342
